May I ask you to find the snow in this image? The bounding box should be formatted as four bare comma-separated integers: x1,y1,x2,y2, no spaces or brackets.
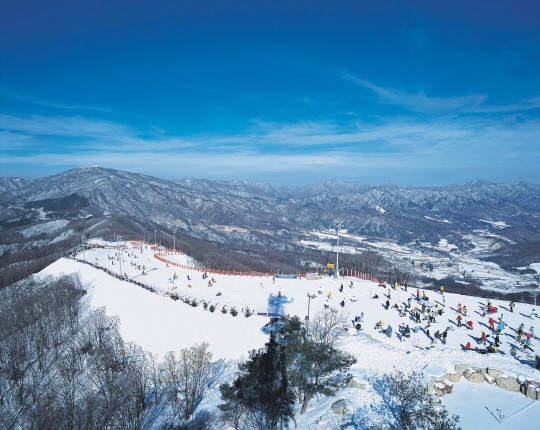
19,219,70,237
39,258,268,361
442,379,539,429
479,219,511,229
36,239,540,429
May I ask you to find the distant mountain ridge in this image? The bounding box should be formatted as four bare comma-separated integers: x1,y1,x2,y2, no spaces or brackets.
1,167,539,246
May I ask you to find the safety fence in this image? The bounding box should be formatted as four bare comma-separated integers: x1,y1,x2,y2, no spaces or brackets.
151,250,378,283
345,268,379,283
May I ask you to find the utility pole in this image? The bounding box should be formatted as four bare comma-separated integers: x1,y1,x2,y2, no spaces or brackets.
174,230,176,253
82,232,86,261
305,293,316,338
334,221,344,279
154,230,157,246
118,253,122,279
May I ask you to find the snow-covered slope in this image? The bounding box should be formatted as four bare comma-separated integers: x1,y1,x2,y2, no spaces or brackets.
35,240,540,429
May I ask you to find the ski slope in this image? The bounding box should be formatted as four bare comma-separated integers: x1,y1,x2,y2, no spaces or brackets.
38,240,540,429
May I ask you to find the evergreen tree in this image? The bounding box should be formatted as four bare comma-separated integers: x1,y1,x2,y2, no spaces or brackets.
385,370,460,430
219,335,295,429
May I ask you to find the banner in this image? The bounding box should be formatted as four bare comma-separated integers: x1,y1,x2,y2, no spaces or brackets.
276,274,298,279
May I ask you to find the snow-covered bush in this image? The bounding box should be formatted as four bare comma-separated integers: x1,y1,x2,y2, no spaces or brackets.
245,307,252,318
209,304,216,313
191,299,198,307
221,306,228,314
230,307,238,317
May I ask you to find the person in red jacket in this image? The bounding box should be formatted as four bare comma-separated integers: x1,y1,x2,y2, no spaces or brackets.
467,320,473,330
489,317,494,331
457,315,462,327
480,331,486,345
466,342,471,349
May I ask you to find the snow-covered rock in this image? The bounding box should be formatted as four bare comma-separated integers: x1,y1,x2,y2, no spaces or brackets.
331,399,348,414
496,375,520,392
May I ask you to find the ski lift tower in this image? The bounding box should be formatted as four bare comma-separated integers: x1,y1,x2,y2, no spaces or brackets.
334,221,344,279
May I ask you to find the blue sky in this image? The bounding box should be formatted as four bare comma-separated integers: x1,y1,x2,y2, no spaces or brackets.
1,0,540,185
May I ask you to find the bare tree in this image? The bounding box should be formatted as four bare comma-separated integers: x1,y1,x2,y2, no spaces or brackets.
164,343,224,421
309,309,349,346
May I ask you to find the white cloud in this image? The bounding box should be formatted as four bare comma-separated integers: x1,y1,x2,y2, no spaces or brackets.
1,112,539,184
345,75,540,114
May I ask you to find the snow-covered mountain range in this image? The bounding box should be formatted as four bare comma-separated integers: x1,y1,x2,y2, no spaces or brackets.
1,166,539,246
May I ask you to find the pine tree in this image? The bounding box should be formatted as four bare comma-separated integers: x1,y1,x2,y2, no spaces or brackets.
219,335,295,429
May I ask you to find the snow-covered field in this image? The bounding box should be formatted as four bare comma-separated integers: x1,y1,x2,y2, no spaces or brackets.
38,240,540,429
298,229,539,292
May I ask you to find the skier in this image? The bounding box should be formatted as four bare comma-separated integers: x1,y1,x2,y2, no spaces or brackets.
466,342,471,350
417,289,420,301
458,303,462,314
494,334,500,347
386,325,392,338
442,330,448,344
489,318,495,332
339,284,343,293
408,297,412,308
440,285,444,294
497,320,504,334
340,300,345,307
388,289,391,300
404,325,411,338
479,331,486,345
328,291,332,299
462,306,468,316
386,299,390,310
